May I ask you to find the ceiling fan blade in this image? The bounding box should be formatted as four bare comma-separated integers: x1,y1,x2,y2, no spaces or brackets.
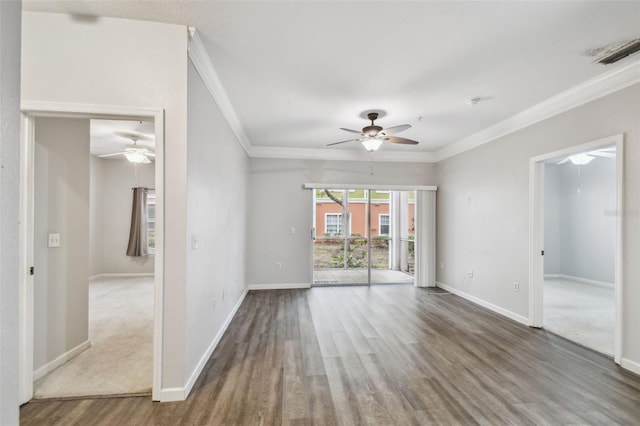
339,128,365,136
145,152,156,157
98,152,124,158
378,124,411,136
382,136,419,145
327,138,360,146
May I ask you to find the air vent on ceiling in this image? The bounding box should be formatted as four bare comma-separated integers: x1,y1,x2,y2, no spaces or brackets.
597,38,640,65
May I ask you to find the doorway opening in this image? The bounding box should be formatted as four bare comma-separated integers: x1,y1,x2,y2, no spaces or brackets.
19,103,165,403
312,188,416,286
529,134,623,362
30,118,156,399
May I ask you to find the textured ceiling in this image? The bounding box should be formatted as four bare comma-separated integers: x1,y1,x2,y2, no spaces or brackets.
23,1,640,153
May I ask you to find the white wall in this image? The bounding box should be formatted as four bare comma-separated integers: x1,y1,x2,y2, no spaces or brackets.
22,11,188,389
185,61,249,382
435,84,640,367
33,118,90,371
247,159,436,286
0,1,21,423
90,156,155,276
89,155,104,277
544,158,616,283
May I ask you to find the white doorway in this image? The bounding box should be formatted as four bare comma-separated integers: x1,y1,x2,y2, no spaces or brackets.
529,134,623,362
19,103,165,403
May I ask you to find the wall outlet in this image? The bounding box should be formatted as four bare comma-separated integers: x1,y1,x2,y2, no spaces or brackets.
440,262,444,270
276,262,282,270
468,270,474,278
48,233,60,248
513,282,520,292
211,297,216,308
290,227,296,234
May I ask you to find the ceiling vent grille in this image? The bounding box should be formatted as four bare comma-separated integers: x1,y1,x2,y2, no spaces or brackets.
598,38,640,65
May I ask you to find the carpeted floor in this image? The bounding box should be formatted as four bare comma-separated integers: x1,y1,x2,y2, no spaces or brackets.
34,276,154,399
544,277,614,356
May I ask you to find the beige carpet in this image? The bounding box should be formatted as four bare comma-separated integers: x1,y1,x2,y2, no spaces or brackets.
544,278,614,356
34,276,154,399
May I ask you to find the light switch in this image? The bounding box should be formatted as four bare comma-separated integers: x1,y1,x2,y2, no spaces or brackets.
48,233,60,248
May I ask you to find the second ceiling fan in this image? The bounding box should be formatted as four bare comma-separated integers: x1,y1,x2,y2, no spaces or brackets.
328,112,419,152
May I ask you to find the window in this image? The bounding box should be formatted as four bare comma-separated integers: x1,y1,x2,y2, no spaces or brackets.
379,214,390,236
325,213,342,235
146,190,156,254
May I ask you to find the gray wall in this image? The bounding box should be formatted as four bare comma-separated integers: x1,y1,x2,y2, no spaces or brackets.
90,156,155,276
544,159,616,283
185,61,249,381
0,0,21,422
33,118,90,371
435,83,640,364
247,159,437,286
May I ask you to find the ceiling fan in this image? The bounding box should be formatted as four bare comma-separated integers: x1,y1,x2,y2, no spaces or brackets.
98,136,155,164
557,147,615,165
328,112,419,152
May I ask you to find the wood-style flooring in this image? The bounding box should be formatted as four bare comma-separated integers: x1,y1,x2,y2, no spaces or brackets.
20,285,640,425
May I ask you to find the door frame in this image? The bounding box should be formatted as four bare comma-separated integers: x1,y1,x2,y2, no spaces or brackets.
528,134,623,363
18,101,165,402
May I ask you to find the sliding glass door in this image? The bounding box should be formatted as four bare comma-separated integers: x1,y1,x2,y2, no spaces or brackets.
312,188,415,286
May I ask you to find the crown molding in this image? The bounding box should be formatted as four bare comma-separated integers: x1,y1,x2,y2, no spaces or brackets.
187,27,252,155
435,59,640,162
248,145,437,163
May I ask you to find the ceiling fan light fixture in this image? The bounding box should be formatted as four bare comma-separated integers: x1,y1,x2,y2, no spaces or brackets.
569,153,594,165
361,138,383,152
124,151,150,164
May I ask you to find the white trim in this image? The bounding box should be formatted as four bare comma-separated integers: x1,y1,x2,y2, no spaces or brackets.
249,145,437,163
436,282,529,326
543,274,614,289
184,288,248,399
187,28,251,155
248,283,311,290
33,340,91,381
436,60,640,161
158,387,186,402
18,102,166,403
324,212,343,235
304,183,437,191
89,273,155,281
528,134,624,364
621,358,640,376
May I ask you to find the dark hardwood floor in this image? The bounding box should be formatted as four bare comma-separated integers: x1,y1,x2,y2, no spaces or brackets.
21,285,640,425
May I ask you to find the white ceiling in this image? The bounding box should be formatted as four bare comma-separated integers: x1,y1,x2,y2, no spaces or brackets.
24,1,640,154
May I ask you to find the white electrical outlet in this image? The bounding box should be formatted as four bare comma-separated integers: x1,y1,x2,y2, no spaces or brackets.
48,233,60,248
513,282,520,292
211,297,216,308
290,227,295,234
440,262,444,270
469,270,474,278
276,262,282,270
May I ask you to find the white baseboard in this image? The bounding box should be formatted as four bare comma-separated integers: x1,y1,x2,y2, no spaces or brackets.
33,340,91,381
248,283,311,290
90,273,155,281
621,358,640,376
183,288,249,399
158,387,186,402
544,274,613,289
436,282,529,326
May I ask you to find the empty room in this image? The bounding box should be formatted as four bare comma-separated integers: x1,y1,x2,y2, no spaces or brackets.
1,1,640,425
